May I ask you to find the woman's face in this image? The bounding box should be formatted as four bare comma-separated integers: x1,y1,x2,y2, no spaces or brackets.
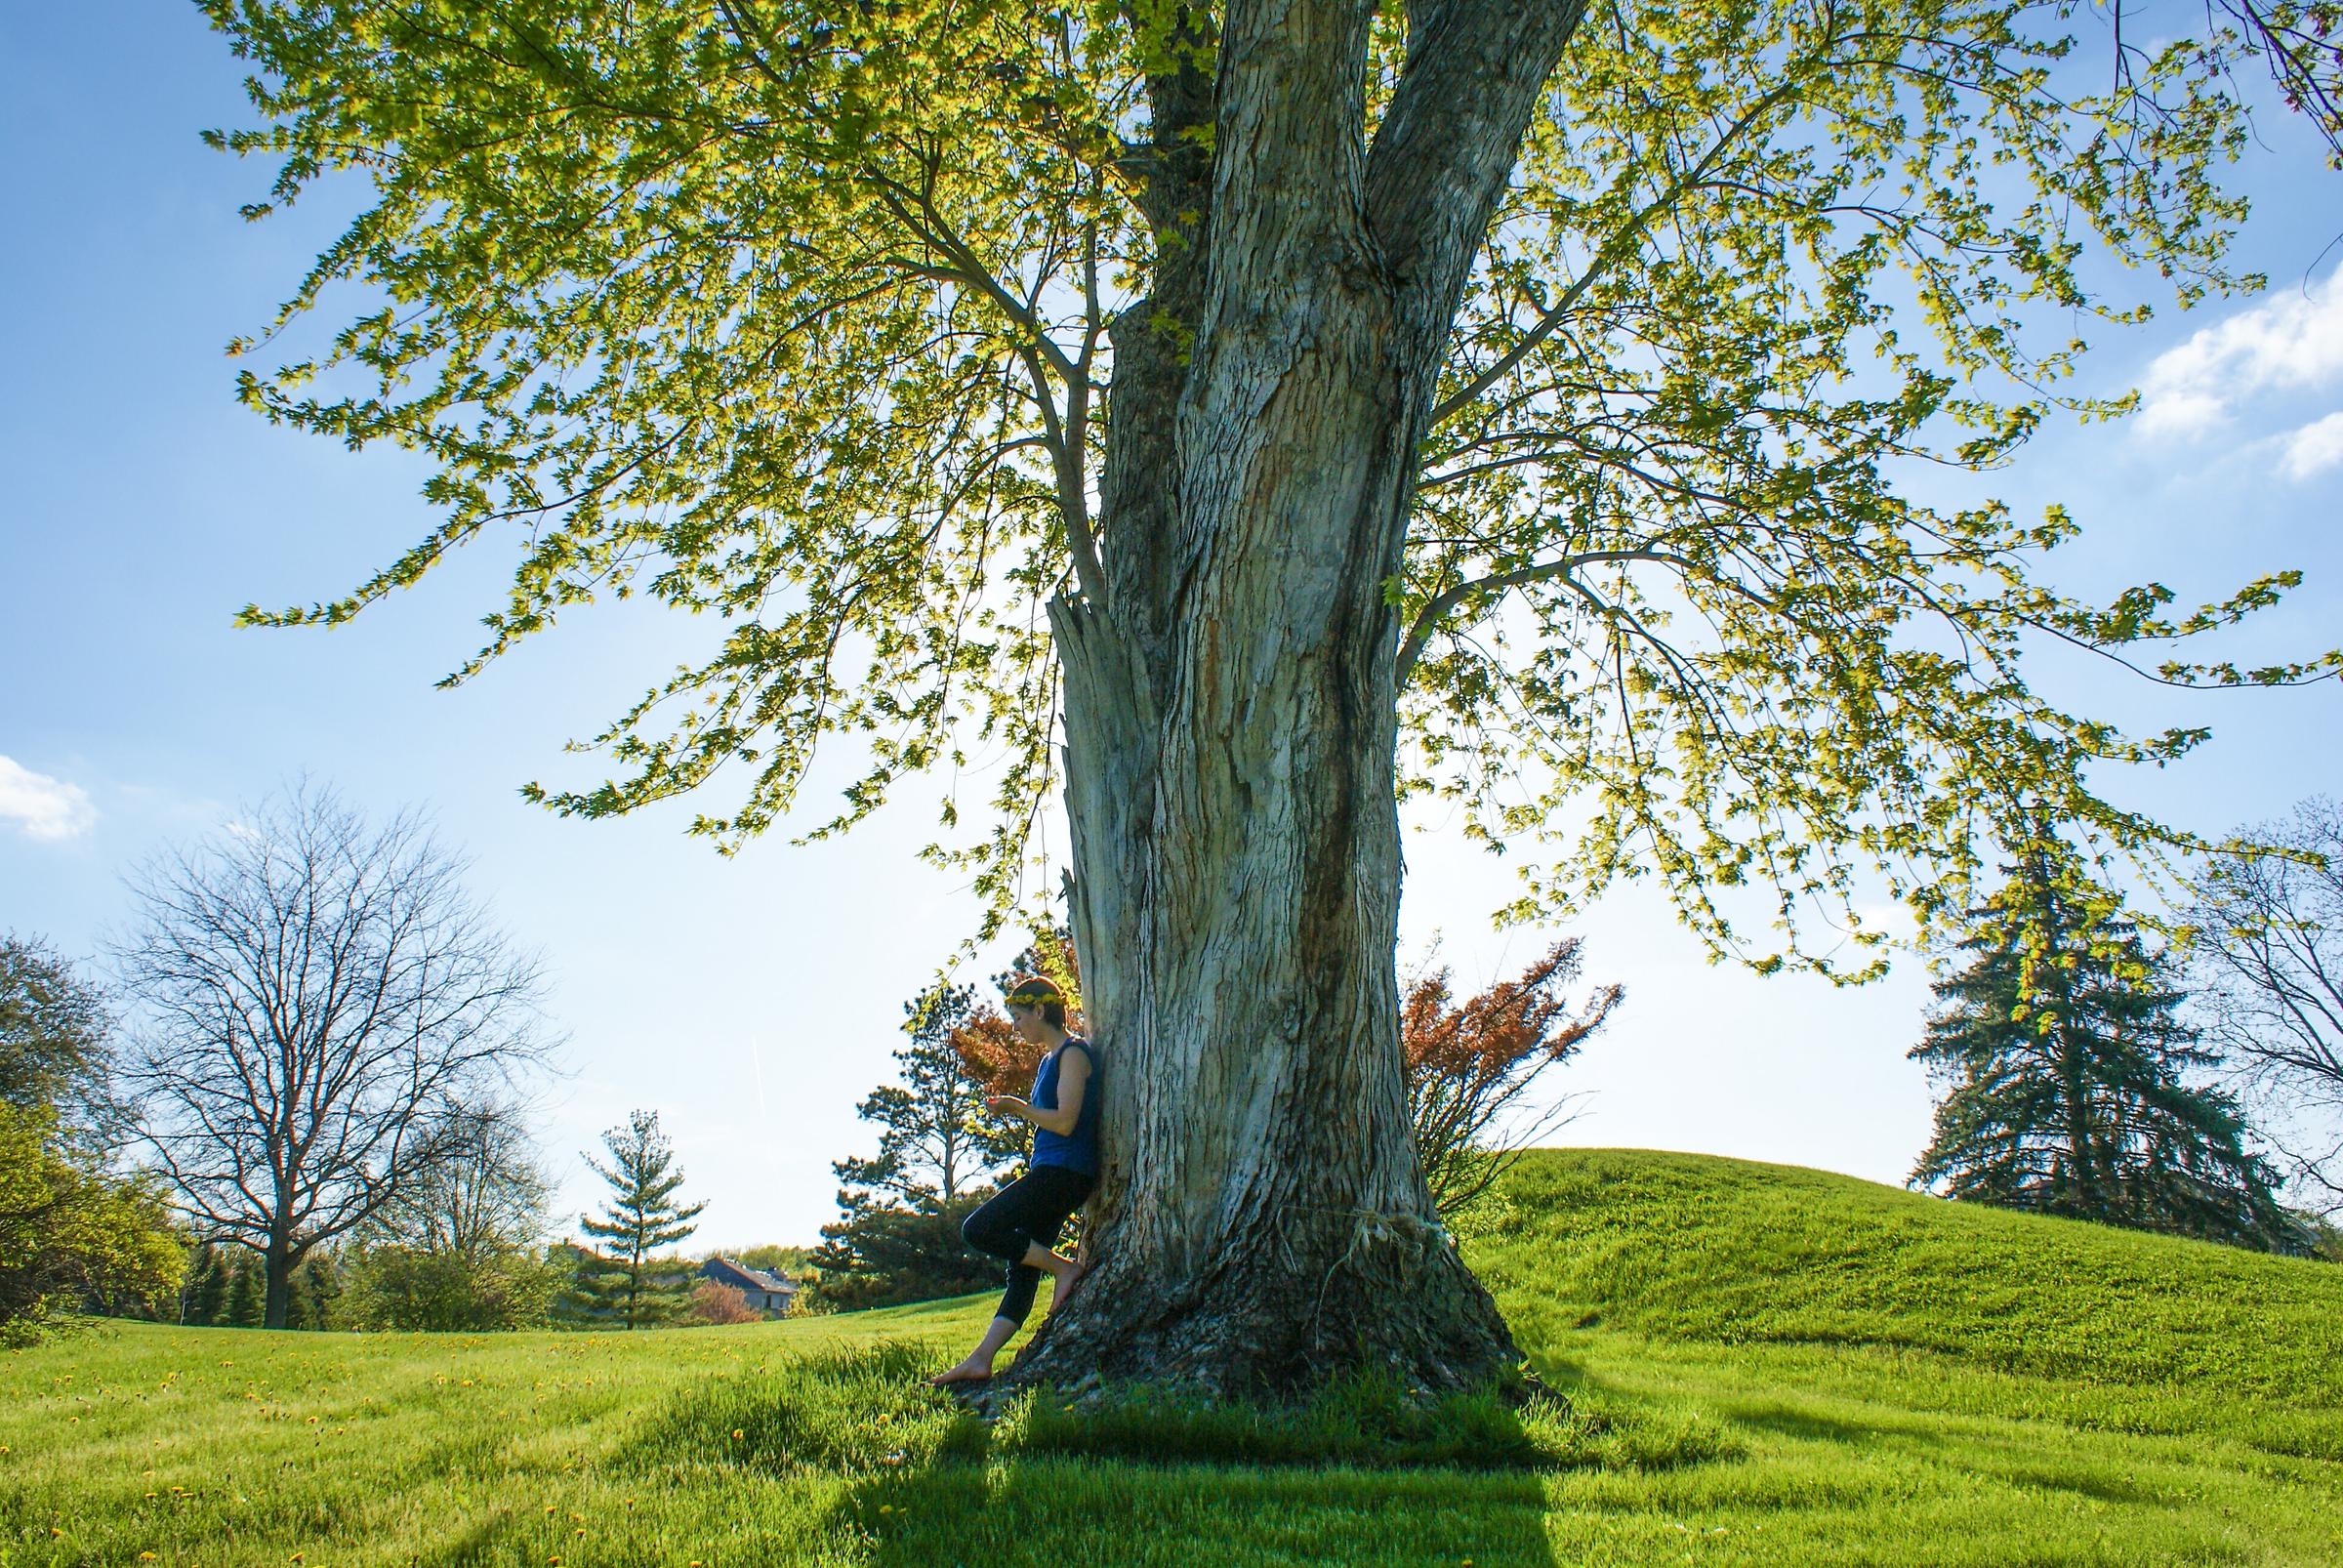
1007,1003,1049,1045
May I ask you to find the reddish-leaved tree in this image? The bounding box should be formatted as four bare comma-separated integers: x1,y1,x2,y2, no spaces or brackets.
1403,941,1622,1217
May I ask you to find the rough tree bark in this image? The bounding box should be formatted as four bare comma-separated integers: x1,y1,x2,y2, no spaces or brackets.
1001,0,1590,1401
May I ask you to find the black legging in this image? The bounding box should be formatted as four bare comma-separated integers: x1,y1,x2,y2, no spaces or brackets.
962,1163,1095,1327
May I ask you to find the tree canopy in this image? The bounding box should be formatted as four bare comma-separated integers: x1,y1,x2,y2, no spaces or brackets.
1,933,128,1154
204,0,2338,972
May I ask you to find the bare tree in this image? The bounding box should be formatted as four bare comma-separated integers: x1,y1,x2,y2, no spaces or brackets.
2191,798,2343,1216
371,1099,552,1263
112,783,555,1327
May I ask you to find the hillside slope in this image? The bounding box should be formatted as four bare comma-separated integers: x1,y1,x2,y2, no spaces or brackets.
1476,1148,2343,1405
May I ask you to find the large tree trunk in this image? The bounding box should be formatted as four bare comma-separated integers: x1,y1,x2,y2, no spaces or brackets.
1033,594,1523,1397
264,1236,293,1330
998,0,1587,1401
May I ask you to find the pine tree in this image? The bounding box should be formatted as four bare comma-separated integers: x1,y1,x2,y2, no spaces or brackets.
1911,844,2311,1254
283,1253,341,1331
223,1251,262,1327
804,1195,1004,1312
570,1111,705,1329
838,982,1028,1210
184,1241,228,1326
807,981,1030,1308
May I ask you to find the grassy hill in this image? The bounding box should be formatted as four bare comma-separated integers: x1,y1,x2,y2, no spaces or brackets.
4,1149,2340,1566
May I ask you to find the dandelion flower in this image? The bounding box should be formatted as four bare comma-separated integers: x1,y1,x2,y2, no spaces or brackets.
730,1428,744,1440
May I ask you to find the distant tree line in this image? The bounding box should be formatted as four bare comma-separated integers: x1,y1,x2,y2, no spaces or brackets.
10,778,2333,1348
1,784,810,1345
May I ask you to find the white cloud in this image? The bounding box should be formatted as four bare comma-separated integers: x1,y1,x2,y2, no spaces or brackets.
0,756,98,842
2281,410,2343,481
2137,267,2343,438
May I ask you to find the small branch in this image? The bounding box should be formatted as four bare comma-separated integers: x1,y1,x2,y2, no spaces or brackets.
1397,544,1721,681
1427,73,1813,427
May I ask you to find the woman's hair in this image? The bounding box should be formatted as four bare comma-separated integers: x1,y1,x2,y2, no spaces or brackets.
1005,974,1067,1031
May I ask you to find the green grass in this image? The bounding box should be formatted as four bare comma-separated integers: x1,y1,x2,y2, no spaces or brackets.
4,1149,2340,1565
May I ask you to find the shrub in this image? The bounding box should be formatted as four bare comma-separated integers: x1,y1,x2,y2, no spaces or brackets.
688,1280,760,1325
339,1242,559,1331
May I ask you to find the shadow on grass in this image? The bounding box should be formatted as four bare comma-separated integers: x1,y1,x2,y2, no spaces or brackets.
1727,1403,2177,1508
627,1340,1739,1567
412,1509,521,1567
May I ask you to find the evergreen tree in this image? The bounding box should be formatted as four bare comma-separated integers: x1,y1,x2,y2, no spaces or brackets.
283,1253,342,1331
223,1251,262,1327
1911,843,2311,1255
570,1111,705,1329
184,1241,228,1326
839,982,1027,1210
804,1194,1005,1313
807,979,1032,1309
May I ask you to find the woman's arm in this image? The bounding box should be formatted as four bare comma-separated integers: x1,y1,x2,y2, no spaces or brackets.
1036,1048,1089,1135
992,1048,1089,1135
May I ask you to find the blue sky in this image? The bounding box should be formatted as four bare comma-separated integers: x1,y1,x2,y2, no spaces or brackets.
3,5,2339,1250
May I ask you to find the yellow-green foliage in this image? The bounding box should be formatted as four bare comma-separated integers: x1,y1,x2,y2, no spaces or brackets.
0,1104,183,1345
4,1150,2339,1565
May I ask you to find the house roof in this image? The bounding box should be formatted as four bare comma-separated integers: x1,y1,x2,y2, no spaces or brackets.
702,1257,797,1296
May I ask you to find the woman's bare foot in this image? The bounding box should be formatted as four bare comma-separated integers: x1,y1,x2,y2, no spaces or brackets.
928,1359,993,1387
1047,1259,1094,1318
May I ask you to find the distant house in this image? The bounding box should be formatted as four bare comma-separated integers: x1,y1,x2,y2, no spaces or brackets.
698,1258,798,1316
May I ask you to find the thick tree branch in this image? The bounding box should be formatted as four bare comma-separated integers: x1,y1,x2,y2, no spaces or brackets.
1365,0,1591,353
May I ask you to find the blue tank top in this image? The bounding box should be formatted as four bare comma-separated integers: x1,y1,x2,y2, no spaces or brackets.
1030,1038,1100,1176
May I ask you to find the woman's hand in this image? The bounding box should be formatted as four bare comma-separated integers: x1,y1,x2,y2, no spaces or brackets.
985,1094,1032,1122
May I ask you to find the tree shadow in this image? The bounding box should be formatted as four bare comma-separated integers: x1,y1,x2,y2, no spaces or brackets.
1725,1403,2174,1507
651,1339,1727,1566
409,1506,520,1567
814,1431,1563,1568
625,1338,1753,1566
